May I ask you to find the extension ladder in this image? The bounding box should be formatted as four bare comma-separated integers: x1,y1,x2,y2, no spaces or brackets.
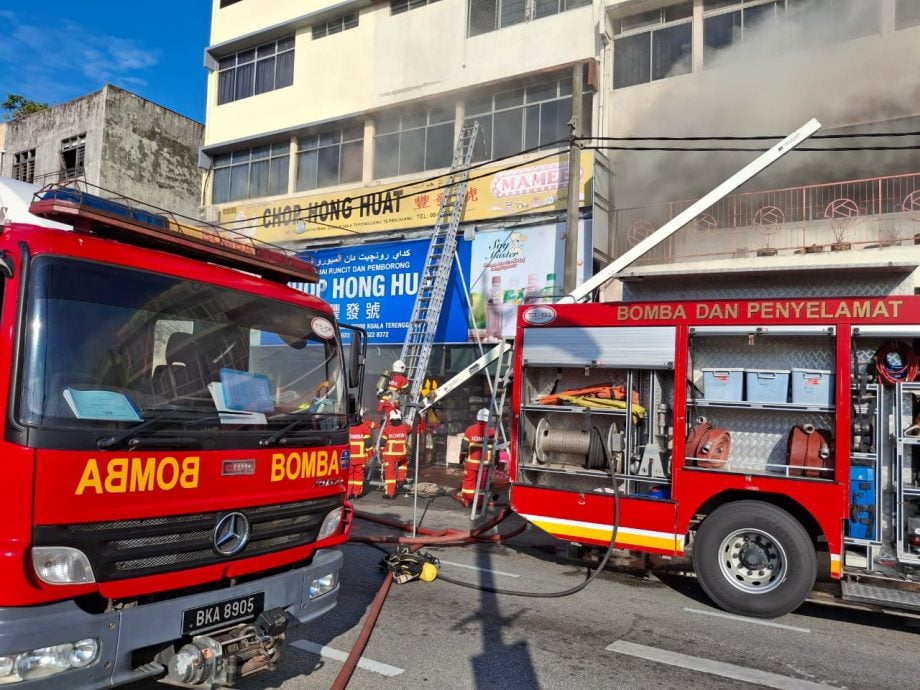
364,123,479,491
469,339,516,520
398,122,479,430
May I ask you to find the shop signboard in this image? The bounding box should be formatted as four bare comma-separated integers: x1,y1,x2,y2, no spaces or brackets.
293,238,472,345
218,151,594,243
467,221,591,341
290,220,590,345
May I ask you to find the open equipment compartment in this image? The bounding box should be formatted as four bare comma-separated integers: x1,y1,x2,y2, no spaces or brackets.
517,325,676,498
687,326,837,479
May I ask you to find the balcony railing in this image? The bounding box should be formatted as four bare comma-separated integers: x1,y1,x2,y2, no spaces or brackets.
614,172,920,265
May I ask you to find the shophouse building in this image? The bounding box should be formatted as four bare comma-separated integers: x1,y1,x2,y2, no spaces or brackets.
201,0,920,442
2,85,204,216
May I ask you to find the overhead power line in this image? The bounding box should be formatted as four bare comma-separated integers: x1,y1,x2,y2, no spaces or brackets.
582,144,920,152
583,131,920,141
215,129,920,239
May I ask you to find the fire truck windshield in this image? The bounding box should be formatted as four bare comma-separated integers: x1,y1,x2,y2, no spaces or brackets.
17,256,345,447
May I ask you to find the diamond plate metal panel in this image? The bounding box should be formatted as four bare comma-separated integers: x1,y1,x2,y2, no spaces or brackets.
685,406,835,476
690,335,835,378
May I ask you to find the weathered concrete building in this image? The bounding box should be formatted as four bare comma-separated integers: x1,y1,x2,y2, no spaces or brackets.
1,85,203,217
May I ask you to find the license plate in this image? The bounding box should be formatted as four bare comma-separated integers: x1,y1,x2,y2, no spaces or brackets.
182,592,264,635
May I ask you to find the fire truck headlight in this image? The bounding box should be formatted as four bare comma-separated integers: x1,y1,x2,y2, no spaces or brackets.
68,639,99,668
31,547,95,585
0,655,15,682
0,639,99,683
308,572,338,599
317,508,344,541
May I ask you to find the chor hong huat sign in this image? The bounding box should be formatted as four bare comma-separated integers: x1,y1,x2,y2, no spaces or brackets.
218,151,593,244
290,239,473,345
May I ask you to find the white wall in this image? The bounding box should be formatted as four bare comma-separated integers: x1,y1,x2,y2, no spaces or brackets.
205,2,597,146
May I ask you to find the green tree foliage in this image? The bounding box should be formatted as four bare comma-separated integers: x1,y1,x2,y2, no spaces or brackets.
2,94,49,121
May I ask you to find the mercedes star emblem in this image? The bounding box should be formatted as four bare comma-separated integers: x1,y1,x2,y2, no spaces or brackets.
213,511,251,556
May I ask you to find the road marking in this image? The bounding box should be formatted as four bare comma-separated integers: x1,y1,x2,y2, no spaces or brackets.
291,639,403,677
606,641,839,690
438,559,521,577
683,607,811,633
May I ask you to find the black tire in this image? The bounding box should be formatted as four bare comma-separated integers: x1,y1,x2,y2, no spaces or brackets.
692,500,816,619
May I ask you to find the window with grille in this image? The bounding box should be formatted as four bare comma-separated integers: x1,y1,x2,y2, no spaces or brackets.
297,125,364,191
60,135,86,180
217,37,295,105
613,2,693,89
212,142,290,204
468,0,591,37
463,78,574,163
391,0,442,15
373,105,455,178
12,149,36,184
312,12,359,39
703,0,880,65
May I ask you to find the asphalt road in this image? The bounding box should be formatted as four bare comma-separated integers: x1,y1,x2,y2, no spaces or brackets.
128,491,920,690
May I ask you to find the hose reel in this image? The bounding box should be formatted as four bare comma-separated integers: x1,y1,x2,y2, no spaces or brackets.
534,418,623,472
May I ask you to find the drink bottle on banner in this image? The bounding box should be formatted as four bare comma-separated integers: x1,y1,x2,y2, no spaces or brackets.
524,274,541,304
503,276,524,305
541,273,557,303
486,276,503,340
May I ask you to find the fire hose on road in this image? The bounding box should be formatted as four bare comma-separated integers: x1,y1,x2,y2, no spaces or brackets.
329,507,520,689
332,440,621,689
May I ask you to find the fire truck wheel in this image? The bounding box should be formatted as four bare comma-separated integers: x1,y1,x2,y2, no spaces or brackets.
692,500,816,619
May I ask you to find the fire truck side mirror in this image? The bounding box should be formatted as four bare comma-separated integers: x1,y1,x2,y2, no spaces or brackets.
345,327,366,386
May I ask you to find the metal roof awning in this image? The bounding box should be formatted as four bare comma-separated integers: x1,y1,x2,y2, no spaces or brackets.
616,254,920,283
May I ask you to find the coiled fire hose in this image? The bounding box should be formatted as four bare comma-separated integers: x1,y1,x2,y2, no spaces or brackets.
875,341,919,385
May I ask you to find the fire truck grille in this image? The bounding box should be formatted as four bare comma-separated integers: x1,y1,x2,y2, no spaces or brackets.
33,496,343,581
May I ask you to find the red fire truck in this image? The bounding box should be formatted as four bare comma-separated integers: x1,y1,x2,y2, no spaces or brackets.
0,181,366,687
511,295,920,618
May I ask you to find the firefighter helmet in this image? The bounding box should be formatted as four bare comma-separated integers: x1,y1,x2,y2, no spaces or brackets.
477,408,490,422
419,561,439,582
389,409,402,422
392,359,406,373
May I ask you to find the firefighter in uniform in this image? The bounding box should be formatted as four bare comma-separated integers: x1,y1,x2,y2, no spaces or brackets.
347,410,375,498
380,409,412,499
377,359,409,419
454,408,495,508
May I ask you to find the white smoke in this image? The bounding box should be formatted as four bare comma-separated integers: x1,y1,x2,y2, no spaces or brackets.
610,0,920,207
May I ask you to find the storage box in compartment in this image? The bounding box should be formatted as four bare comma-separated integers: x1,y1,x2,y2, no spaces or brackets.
848,466,875,540
791,368,834,406
701,368,743,401
745,369,789,403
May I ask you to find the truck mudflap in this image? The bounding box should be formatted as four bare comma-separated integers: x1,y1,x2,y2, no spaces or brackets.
0,548,343,689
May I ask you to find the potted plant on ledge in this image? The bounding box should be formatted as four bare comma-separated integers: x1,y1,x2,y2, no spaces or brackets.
825,198,857,251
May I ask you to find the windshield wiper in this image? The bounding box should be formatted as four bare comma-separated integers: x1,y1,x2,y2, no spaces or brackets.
96,405,230,451
258,412,336,448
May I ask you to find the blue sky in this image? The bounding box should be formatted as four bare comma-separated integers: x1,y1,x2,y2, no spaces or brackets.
0,2,212,123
